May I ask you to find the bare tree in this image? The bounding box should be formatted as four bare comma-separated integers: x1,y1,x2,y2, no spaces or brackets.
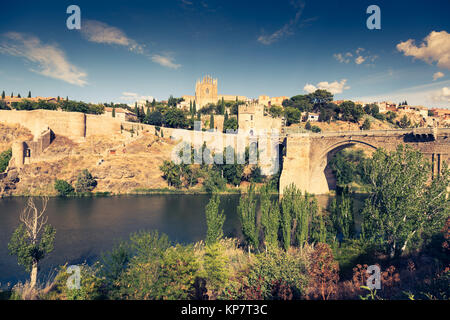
9,197,56,290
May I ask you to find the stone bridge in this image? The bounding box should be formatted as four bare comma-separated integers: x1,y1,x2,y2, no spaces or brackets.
279,127,450,195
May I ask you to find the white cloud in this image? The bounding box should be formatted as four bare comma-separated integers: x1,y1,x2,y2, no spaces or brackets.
433,71,444,81
333,53,350,64
257,1,306,45
334,48,376,66
80,20,144,54
303,79,349,95
397,30,450,70
151,54,181,69
431,87,450,103
120,92,154,102
0,32,87,86
354,80,450,108
355,56,365,65
80,20,182,69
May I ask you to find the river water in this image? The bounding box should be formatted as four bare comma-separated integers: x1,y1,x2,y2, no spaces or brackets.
0,194,364,286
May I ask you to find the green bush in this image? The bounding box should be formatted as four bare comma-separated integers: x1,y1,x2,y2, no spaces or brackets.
0,148,12,172
247,246,309,299
54,179,74,196
75,169,97,193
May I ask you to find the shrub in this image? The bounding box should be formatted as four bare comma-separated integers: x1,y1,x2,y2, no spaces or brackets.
311,125,321,133
0,148,12,172
54,179,74,196
75,169,97,193
203,242,230,297
247,246,309,299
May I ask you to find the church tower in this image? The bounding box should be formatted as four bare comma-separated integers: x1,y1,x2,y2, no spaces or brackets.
195,75,218,108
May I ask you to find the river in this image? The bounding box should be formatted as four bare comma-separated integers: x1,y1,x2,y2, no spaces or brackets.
0,194,365,286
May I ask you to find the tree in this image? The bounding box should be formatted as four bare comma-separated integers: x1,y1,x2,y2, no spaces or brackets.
361,145,450,257
28,91,31,98
193,101,197,114
160,160,182,188
146,111,163,126
260,185,280,248
8,197,56,291
75,169,97,193
0,148,12,172
223,117,237,133
209,114,214,129
329,189,354,240
18,93,21,98
361,118,371,130
54,179,75,196
238,184,259,250
305,121,311,130
164,107,188,129
1,90,5,99
308,243,339,300
205,195,226,245
112,107,116,118
399,115,411,128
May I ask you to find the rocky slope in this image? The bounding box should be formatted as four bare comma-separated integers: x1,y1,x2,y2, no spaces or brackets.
0,124,177,196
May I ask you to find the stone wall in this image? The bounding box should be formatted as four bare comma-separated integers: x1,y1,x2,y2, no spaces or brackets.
0,109,121,140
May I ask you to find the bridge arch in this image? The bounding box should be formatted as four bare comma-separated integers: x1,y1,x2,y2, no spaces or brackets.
311,139,378,193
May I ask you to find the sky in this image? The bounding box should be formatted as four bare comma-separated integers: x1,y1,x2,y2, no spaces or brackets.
0,0,449,108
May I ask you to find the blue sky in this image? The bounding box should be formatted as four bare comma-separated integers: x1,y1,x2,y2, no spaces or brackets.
0,0,449,107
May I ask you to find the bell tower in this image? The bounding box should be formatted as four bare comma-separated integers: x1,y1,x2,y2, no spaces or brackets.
195,75,218,108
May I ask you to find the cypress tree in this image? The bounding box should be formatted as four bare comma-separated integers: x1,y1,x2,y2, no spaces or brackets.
224,110,229,121
11,92,13,98
193,101,197,114
210,114,214,129
205,194,226,245
190,100,193,114
112,107,116,118
1,91,5,99
17,93,21,98
28,91,31,98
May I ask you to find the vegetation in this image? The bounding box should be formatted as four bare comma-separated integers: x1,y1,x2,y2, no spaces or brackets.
8,197,55,293
74,169,97,193
0,148,12,172
205,195,226,245
3,142,449,301
54,179,75,196
361,145,450,258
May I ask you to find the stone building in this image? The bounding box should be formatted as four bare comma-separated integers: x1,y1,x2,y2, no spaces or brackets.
258,95,289,107
104,107,137,122
182,75,247,109
238,101,282,134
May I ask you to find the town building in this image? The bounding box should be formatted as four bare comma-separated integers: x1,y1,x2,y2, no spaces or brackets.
238,101,282,134
104,107,137,122
258,95,290,107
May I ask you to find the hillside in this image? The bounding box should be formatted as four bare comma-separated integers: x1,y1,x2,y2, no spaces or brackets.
0,124,177,196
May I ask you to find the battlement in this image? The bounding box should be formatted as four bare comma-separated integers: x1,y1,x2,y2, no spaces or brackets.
196,75,217,86
238,101,264,115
